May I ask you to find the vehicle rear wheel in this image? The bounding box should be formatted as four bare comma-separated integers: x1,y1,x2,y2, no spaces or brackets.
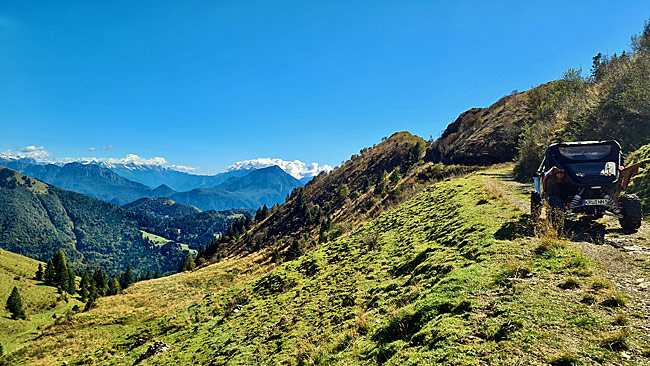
619,194,642,231
531,192,542,221
547,196,565,230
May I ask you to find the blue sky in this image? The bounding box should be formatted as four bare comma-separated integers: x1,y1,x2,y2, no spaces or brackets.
1,1,649,175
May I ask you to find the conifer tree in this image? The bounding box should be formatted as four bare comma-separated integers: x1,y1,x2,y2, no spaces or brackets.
390,167,401,187
376,170,388,194
178,254,196,272
286,239,303,260
79,267,92,302
93,269,108,296
6,286,26,320
35,263,44,281
108,276,121,296
120,264,134,289
44,259,56,285
84,285,98,312
146,270,153,280
66,266,76,294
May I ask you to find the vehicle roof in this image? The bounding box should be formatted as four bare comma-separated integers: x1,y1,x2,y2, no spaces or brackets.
546,140,621,149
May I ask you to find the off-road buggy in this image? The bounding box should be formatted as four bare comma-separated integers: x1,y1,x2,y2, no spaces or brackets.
531,140,643,230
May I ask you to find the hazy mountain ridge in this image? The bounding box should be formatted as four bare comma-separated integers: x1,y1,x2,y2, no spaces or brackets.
104,162,253,191
0,158,302,209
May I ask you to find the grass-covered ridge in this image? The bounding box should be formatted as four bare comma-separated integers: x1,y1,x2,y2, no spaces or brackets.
0,249,82,357
5,169,646,365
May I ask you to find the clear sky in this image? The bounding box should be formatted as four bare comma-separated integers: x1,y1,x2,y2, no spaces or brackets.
1,1,649,174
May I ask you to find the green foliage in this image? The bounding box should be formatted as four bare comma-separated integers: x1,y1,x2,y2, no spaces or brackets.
119,264,134,289
628,142,650,211
178,254,196,273
390,167,401,187
375,170,388,195
0,167,189,275
337,184,350,200
35,263,43,281
108,276,121,296
5,286,26,320
286,239,304,260
514,21,650,180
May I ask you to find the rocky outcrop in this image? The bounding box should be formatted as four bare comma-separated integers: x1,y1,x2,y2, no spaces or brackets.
429,84,550,165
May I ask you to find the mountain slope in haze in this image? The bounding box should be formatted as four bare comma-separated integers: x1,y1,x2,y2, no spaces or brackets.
0,166,188,275
105,163,253,191
122,197,201,219
0,158,166,206
169,166,301,211
1,158,301,210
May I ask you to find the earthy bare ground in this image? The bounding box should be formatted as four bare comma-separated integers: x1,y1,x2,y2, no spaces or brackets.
483,168,650,358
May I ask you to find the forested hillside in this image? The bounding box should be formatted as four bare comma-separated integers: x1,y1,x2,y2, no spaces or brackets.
0,167,188,275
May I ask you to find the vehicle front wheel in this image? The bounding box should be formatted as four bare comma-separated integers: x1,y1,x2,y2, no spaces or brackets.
531,192,542,221
619,194,642,231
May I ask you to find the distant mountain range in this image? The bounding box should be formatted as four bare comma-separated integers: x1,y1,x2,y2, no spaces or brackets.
0,158,302,209
103,162,253,191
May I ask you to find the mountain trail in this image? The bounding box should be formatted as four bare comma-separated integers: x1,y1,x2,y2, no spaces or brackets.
482,167,650,347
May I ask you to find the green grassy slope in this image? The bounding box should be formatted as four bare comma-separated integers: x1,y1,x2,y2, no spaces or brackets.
5,169,646,365
0,249,82,357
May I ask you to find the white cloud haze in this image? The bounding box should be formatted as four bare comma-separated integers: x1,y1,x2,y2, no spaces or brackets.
1,147,330,178
227,158,332,179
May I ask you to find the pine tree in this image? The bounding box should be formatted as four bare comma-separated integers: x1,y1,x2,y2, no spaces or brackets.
93,269,108,296
79,267,92,302
178,254,195,272
44,259,55,285
119,264,134,289
108,276,121,296
6,286,26,320
375,170,388,194
35,263,44,281
146,270,153,280
66,266,76,294
154,268,163,278
286,239,303,260
390,167,401,187
52,250,68,289
84,284,98,312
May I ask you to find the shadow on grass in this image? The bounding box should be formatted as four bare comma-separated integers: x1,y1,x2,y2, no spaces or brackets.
494,215,534,240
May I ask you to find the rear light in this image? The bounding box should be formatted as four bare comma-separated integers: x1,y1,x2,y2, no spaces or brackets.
556,172,565,179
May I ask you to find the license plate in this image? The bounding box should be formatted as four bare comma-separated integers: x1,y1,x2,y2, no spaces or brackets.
583,199,608,206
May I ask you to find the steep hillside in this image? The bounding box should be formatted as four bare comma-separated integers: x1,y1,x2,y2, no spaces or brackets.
6,167,648,365
204,131,436,259
0,249,83,358
122,197,201,219
429,85,547,165
0,167,188,275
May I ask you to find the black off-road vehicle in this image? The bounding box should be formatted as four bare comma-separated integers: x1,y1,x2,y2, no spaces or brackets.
531,140,642,230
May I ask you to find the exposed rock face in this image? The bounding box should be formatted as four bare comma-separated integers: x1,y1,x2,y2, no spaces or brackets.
430,84,549,165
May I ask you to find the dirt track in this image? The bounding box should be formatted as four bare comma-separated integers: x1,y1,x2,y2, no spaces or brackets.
483,169,650,352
